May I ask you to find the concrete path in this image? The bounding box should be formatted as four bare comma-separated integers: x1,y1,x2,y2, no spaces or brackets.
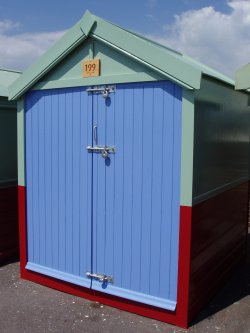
0,239,249,333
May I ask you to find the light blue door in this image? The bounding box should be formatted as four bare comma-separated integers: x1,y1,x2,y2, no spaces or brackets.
25,82,182,311
25,88,92,288
90,82,182,310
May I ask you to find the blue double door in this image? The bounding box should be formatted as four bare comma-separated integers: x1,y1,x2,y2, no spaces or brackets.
25,82,182,310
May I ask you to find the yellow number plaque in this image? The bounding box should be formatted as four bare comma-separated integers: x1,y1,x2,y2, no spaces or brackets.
83,59,100,77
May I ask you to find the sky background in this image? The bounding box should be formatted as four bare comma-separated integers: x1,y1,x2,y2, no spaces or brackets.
0,0,249,78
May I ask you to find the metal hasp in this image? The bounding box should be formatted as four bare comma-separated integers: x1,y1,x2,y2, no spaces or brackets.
86,272,113,283
86,85,116,98
86,145,116,159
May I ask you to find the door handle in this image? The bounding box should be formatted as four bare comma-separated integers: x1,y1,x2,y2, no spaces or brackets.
93,125,98,145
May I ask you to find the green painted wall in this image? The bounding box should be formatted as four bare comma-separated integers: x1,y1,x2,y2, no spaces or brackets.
34,38,163,90
193,77,250,204
0,98,17,187
17,99,25,187
180,89,195,207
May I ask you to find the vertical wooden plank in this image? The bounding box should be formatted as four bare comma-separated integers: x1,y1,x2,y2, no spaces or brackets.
140,85,154,295
92,93,98,276
159,81,174,299
25,95,34,263
58,91,66,272
169,85,182,301
44,92,52,267
94,93,106,275
121,86,134,290
65,90,73,274
149,83,164,297
51,92,59,270
130,85,143,291
72,89,81,275
79,88,92,277
104,92,115,277
112,87,124,287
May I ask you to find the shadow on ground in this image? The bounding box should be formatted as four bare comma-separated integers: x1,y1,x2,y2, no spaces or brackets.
191,232,250,326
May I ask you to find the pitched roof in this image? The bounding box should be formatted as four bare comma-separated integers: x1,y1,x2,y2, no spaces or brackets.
9,10,234,100
0,68,21,98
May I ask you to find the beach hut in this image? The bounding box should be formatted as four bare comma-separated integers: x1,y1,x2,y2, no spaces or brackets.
0,68,21,264
9,11,250,328
235,65,250,227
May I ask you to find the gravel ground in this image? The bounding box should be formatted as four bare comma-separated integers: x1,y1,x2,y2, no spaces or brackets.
0,235,249,333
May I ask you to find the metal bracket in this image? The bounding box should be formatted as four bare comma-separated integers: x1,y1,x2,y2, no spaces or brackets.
86,272,113,283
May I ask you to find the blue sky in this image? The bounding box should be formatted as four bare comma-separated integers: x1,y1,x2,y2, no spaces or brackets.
0,0,249,78
0,0,230,34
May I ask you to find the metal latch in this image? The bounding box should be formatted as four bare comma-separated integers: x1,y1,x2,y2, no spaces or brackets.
86,145,116,159
86,85,116,98
86,272,113,283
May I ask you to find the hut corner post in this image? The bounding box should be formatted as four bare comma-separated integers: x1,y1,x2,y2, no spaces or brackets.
17,98,27,277
176,88,195,327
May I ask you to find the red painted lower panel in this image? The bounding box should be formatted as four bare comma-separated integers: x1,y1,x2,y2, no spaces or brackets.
18,182,249,327
188,182,249,322
18,186,27,275
18,185,192,328
0,186,19,264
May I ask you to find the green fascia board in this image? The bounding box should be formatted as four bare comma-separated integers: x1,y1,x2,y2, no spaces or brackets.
9,11,95,100
235,63,250,90
91,16,201,89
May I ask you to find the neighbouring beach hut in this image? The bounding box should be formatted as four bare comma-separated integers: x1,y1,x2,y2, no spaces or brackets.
235,65,250,227
0,68,21,264
9,11,250,328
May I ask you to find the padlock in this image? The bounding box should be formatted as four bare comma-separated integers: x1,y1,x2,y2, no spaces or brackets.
102,149,109,159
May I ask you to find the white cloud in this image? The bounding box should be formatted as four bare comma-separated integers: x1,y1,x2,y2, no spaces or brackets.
0,20,65,71
0,19,20,33
147,0,250,78
1,1,250,78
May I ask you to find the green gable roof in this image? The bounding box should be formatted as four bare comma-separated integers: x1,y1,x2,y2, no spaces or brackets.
9,10,234,100
0,68,21,98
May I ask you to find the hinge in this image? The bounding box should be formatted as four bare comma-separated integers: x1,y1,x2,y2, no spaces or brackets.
86,272,113,284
